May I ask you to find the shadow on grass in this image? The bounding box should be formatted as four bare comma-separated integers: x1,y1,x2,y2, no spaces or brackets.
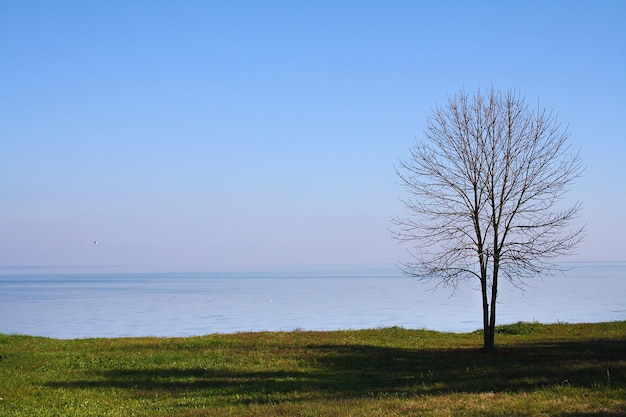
46,338,626,404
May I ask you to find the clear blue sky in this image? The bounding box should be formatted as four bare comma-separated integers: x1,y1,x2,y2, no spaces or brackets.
1,1,625,271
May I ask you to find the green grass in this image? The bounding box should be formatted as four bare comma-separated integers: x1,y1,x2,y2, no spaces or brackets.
1,321,625,416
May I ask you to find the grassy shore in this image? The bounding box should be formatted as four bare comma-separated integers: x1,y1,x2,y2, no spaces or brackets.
1,321,625,416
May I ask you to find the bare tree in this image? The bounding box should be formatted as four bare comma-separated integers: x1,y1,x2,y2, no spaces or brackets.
392,88,584,351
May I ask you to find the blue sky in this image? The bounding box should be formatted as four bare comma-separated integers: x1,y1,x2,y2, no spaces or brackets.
1,1,625,271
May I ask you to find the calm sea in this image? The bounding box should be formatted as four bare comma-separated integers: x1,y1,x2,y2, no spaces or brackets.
1,262,624,339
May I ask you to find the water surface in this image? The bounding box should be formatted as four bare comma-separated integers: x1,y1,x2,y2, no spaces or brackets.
1,262,624,338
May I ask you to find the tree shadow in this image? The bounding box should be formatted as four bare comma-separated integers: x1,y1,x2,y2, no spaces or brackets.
46,338,626,404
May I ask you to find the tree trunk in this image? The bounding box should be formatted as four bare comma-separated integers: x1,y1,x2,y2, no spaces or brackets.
483,308,495,351
487,298,498,351
482,290,495,351
485,256,499,352
480,276,494,351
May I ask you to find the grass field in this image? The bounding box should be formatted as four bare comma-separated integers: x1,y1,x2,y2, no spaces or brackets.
1,321,625,416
